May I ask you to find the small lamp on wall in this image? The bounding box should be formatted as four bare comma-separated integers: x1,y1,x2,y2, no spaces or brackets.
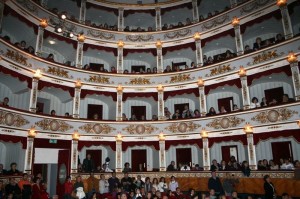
40,19,48,28
72,131,80,141
238,66,247,77
193,32,201,41
28,126,37,138
231,17,240,27
276,0,287,7
116,133,123,141
201,129,208,138
287,52,298,64
156,84,164,92
197,78,204,87
244,123,253,134
33,69,42,80
75,80,82,88
158,132,165,141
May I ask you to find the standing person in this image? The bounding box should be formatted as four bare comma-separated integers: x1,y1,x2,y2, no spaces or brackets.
108,172,120,193
64,176,73,199
31,177,41,199
5,178,21,199
222,173,239,197
82,154,95,172
144,177,152,194
208,171,224,196
264,175,276,199
168,176,178,192
121,172,132,192
86,173,99,195
73,176,85,199
99,174,109,196
18,174,31,199
158,177,168,192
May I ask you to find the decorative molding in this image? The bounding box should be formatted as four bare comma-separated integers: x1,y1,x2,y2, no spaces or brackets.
169,74,192,83
205,64,235,77
87,30,115,40
126,34,154,42
84,75,111,84
48,134,61,138
35,119,73,132
251,108,298,124
165,122,201,133
79,123,115,134
247,50,284,66
0,111,29,127
0,49,32,67
44,66,73,79
206,116,245,129
201,14,229,30
128,77,151,85
240,0,272,15
122,124,158,134
164,29,191,39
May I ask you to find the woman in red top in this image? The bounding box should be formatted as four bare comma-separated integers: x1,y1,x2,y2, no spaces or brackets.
31,177,41,199
64,176,73,199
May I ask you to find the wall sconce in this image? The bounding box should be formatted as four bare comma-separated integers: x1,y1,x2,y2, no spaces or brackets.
287,52,298,64
156,84,164,92
33,69,42,79
238,66,247,77
276,0,287,7
116,84,124,93
72,131,80,141
155,39,162,48
28,126,37,138
158,132,165,141
40,19,48,28
201,129,208,138
197,78,204,87
231,17,240,27
75,80,82,88
244,123,253,134
117,40,125,48
116,133,123,141
77,34,85,42
297,120,300,127
193,32,201,41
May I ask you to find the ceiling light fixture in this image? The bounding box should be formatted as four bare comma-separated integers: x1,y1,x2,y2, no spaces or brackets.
49,40,56,45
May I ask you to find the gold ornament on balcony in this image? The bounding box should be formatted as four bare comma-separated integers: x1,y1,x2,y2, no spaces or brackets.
77,34,85,42
28,126,37,138
297,120,300,127
40,19,48,28
157,84,164,92
72,131,80,141
244,123,253,134
33,69,42,79
197,78,204,87
158,132,165,141
117,40,125,48
75,80,82,88
231,17,240,27
287,52,298,63
116,133,123,141
155,39,162,48
193,32,201,41
238,66,247,77
276,0,287,7
201,129,208,138
116,84,124,93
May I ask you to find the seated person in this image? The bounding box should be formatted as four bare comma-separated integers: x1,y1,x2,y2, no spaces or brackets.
164,65,172,73
263,39,272,47
232,104,239,111
172,109,182,119
219,106,227,114
206,107,217,116
182,110,193,119
224,50,235,59
244,45,253,54
207,56,214,64
260,97,268,107
93,113,99,120
130,114,137,121
253,37,263,51
282,94,295,103
164,107,172,119
167,161,176,171
250,97,260,108
1,97,9,107
50,110,56,116
268,98,277,106
46,53,55,62
275,33,285,43
6,163,21,175
152,115,158,121
123,162,132,172
180,163,191,171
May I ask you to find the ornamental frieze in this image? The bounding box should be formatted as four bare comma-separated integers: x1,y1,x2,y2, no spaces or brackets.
0,110,29,127
247,50,284,66
205,64,235,77
16,0,39,15
201,14,229,31
127,77,151,85
240,0,272,15
87,30,115,40
35,119,73,132
169,74,193,83
206,116,245,129
44,67,73,79
251,108,298,124
163,29,191,39
126,34,154,42
84,75,112,84
0,49,32,68
165,122,201,133
79,123,115,134
122,124,158,134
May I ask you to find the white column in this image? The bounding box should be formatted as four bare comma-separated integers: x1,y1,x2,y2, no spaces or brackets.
197,80,207,116
278,3,293,39
117,41,124,73
232,19,244,56
240,73,251,110
230,0,238,8
159,139,166,171
289,58,300,101
192,0,199,22
75,41,84,68
116,85,123,121
157,85,165,120
156,40,163,73
72,82,81,118
118,8,124,31
155,7,162,31
24,137,34,174
202,137,210,171
79,0,87,23
35,26,45,57
246,133,257,170
29,77,39,113
194,35,203,66
115,139,123,172
71,139,79,173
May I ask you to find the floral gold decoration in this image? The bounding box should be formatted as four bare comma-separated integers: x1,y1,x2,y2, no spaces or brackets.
87,30,115,40
287,52,298,63
126,34,154,42
158,132,165,141
164,29,191,39
117,40,125,48
205,64,235,77
116,84,124,93
244,123,253,133
157,84,164,92
251,108,298,124
79,123,115,134
45,67,72,78
72,130,80,141
40,18,48,28
0,110,29,127
123,124,158,134
77,34,85,42
201,14,229,30
116,133,123,141
197,78,204,87
248,50,283,65
206,116,245,129
201,129,208,138
75,80,82,88
238,66,247,77
193,32,201,40
35,119,73,132
129,77,151,85
276,0,287,7
28,126,37,138
1,49,32,67
165,122,201,133
170,74,192,83
84,75,110,84
231,17,240,27
33,69,42,79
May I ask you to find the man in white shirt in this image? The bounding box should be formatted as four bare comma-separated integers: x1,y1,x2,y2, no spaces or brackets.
280,159,294,170
99,174,109,194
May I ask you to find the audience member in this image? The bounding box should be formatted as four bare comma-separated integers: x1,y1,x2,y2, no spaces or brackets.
6,163,20,175
1,97,9,107
168,176,179,192
206,107,217,116
264,175,276,199
83,154,95,172
123,162,132,173
167,161,176,171
250,97,260,109
208,171,224,196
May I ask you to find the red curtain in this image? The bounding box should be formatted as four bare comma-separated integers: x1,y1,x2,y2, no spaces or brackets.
165,139,203,150
253,129,300,145
86,2,118,15
124,48,157,57
122,141,159,151
78,141,116,151
0,134,27,149
164,88,199,100
124,9,156,17
161,2,193,15
0,66,32,89
123,92,158,101
43,30,77,49
209,134,247,147
162,42,196,56
83,43,118,56
38,80,75,97
80,89,117,101
205,78,241,95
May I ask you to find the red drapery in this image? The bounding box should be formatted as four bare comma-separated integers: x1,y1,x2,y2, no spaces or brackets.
162,42,196,56
247,65,292,86
78,140,116,151
122,141,159,151
122,92,158,101
123,48,157,57
0,66,32,89
38,80,74,97
165,139,203,150
202,29,235,47
161,2,192,15
83,43,118,56
164,88,199,100
253,129,300,145
0,134,27,149
86,2,118,15
205,78,241,95
43,30,78,49
124,9,156,17
33,138,71,149
80,89,117,101
209,134,247,147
